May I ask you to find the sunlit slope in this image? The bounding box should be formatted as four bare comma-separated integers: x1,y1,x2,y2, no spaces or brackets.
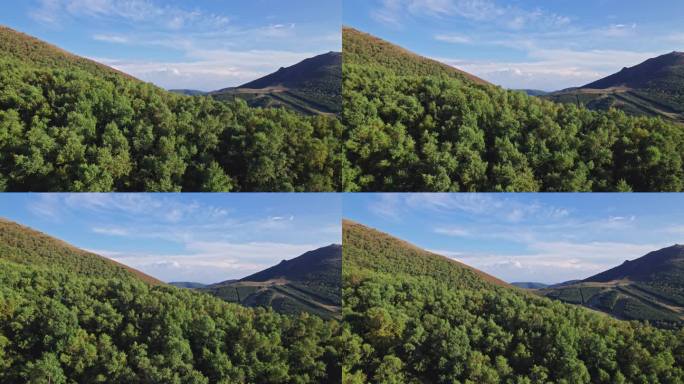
0,218,161,284
342,220,684,383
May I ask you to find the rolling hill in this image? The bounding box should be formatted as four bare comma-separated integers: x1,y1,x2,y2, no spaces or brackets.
0,217,161,284
342,220,684,383
343,26,488,85
211,52,342,115
203,244,342,319
546,52,684,124
540,245,684,328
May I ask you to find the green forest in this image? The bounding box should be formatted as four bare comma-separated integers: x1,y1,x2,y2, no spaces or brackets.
341,220,684,383
0,26,341,192
0,219,343,383
342,28,684,192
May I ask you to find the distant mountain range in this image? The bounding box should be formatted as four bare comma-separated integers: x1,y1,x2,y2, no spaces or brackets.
208,52,341,115
540,245,684,328
511,282,549,289
545,52,684,124
202,244,342,319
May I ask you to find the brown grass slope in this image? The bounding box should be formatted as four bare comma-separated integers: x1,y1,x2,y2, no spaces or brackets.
343,26,490,86
0,24,139,81
0,218,161,285
343,219,509,288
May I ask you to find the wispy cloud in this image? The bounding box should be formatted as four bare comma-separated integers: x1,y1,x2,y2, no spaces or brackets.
31,0,230,30
372,0,570,30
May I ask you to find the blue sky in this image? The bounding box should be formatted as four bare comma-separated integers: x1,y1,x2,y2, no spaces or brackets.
344,194,684,284
0,194,341,284
344,0,684,90
0,0,340,90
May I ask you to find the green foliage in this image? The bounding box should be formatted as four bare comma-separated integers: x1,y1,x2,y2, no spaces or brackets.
0,27,341,192
342,28,684,191
0,258,342,383
342,221,684,383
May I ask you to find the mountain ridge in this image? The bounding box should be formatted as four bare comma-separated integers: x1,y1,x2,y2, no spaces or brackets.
204,244,342,319
210,51,342,115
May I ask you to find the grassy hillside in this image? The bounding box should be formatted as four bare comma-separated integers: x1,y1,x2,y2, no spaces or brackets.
540,245,684,328
0,25,341,192
342,28,684,192
343,27,488,85
342,220,684,383
0,218,160,284
205,245,342,319
546,52,684,124
211,52,342,115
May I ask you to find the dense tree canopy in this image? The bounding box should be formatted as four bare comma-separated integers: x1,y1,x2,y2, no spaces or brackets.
342,28,684,192
342,221,684,383
0,26,342,192
0,259,343,383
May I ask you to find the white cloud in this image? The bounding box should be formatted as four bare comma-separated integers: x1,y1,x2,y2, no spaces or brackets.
92,226,130,236
434,33,472,44
92,34,128,43
438,48,659,90
91,48,317,91
31,0,229,30
373,0,570,31
105,241,322,283
434,226,470,237
431,240,663,283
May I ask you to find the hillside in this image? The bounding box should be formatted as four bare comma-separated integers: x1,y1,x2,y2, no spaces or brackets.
342,220,684,383
541,245,684,327
0,223,342,383
341,27,684,192
0,25,138,81
204,244,342,319
211,52,342,115
546,52,684,123
343,27,488,84
0,25,341,192
0,218,160,284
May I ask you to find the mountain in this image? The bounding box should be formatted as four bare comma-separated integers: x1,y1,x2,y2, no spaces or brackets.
203,244,342,319
519,89,549,96
169,281,207,288
0,218,161,284
511,282,549,289
541,245,684,327
342,220,684,383
546,52,684,124
169,89,206,96
210,52,342,115
343,27,489,85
